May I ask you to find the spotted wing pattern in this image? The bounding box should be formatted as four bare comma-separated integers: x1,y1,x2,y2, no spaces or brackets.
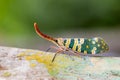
63,38,109,54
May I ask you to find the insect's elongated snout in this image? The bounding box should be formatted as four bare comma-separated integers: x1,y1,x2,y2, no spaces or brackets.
34,23,57,43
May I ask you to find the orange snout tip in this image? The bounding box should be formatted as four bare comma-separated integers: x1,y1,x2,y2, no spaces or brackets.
34,22,37,26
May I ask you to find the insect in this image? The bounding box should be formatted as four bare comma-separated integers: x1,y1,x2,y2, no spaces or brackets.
34,22,109,62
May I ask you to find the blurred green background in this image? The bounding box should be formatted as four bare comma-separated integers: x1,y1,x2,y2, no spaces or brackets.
0,0,120,56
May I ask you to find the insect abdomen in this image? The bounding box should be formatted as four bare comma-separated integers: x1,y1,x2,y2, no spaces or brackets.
63,38,109,54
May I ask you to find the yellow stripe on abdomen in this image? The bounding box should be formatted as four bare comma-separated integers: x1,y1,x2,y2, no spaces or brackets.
72,38,78,51
65,39,71,48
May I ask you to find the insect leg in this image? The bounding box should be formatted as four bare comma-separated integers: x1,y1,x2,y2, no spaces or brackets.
81,56,94,66
68,54,75,61
52,53,57,62
62,51,74,61
46,47,51,52
52,49,63,62
46,46,59,52
68,50,81,57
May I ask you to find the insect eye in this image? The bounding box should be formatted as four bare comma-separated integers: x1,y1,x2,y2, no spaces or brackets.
55,40,58,43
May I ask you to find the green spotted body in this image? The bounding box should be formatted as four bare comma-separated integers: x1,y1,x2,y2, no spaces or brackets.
63,38,109,54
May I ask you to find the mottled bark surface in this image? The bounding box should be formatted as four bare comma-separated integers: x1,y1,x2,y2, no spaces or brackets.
0,46,120,80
